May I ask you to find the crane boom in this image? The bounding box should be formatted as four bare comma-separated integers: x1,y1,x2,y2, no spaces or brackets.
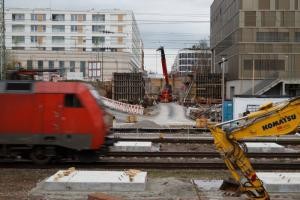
209,97,300,199
156,46,172,103
157,46,169,85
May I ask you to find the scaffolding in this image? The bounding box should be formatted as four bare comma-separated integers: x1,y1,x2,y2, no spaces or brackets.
0,0,5,80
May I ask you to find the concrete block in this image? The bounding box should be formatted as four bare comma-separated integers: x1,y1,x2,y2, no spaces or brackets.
111,141,159,152
42,171,147,192
245,142,285,153
193,180,223,190
258,172,300,193
194,173,300,193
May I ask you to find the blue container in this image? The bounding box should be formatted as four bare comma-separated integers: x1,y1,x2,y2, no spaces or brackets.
223,101,233,122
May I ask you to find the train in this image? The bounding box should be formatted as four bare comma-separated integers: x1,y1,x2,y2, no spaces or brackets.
0,81,114,164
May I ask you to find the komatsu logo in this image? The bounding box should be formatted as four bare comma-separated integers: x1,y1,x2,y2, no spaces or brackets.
262,114,297,131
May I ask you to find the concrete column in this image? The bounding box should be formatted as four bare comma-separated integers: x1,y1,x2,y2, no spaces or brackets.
282,82,286,96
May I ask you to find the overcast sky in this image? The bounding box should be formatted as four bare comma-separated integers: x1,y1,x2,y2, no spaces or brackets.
6,0,213,74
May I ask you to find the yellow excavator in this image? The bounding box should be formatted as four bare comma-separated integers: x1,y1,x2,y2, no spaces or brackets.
209,97,300,200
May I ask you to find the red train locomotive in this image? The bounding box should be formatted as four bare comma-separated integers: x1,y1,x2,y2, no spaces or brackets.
0,81,113,164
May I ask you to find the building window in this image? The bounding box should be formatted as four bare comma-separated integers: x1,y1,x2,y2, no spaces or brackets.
296,32,300,42
256,32,289,42
71,25,83,33
71,14,86,21
31,36,37,43
92,37,105,45
12,36,25,44
31,25,46,32
261,11,276,27
52,25,65,32
52,47,65,51
92,14,105,22
31,36,45,45
280,11,295,27
92,25,105,33
244,11,256,26
259,0,270,9
59,61,65,75
27,60,33,70
31,14,46,21
71,25,78,32
244,59,285,71
12,14,25,21
31,25,37,32
276,0,290,9
296,0,299,10
80,61,86,77
52,14,65,21
12,25,25,32
49,61,54,69
70,61,75,72
38,60,43,70
52,36,65,44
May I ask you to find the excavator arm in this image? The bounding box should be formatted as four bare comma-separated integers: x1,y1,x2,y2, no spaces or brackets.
209,97,300,199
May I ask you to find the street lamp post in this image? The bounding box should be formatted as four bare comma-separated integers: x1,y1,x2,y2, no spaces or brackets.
220,57,227,122
252,59,255,95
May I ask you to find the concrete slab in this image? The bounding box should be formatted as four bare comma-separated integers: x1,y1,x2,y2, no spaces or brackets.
193,179,223,190
257,172,300,193
194,172,300,194
245,142,286,153
41,171,147,192
111,141,159,152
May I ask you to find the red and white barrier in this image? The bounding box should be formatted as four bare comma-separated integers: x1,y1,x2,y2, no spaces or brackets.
101,97,144,115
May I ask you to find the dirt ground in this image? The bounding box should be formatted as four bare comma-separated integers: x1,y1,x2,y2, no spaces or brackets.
2,168,300,200
0,168,228,200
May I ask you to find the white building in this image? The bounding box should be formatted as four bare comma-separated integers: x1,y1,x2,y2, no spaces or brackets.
172,48,212,74
5,8,144,81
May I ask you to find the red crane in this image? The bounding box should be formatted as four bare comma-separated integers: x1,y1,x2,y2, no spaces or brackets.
157,46,172,103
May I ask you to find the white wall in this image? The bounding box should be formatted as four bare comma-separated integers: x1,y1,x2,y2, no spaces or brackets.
233,97,289,119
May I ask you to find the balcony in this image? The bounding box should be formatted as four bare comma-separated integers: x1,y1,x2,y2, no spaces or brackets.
12,14,25,21
12,25,25,33
52,36,65,45
92,14,105,22
52,14,65,22
52,25,65,33
12,36,25,45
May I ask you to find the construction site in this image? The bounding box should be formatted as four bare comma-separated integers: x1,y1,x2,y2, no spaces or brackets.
1,0,300,200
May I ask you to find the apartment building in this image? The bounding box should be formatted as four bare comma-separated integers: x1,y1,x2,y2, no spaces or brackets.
5,8,144,81
211,0,300,98
172,48,212,74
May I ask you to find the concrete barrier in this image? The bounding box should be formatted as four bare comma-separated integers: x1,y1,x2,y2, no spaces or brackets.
101,97,144,115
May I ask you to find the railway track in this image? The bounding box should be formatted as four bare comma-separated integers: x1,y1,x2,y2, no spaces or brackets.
110,135,300,145
1,151,300,170
105,151,300,158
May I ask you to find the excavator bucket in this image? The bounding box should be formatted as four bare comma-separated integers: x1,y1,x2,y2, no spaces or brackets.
219,179,241,194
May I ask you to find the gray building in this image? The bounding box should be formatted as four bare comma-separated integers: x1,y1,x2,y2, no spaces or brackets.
211,0,300,98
